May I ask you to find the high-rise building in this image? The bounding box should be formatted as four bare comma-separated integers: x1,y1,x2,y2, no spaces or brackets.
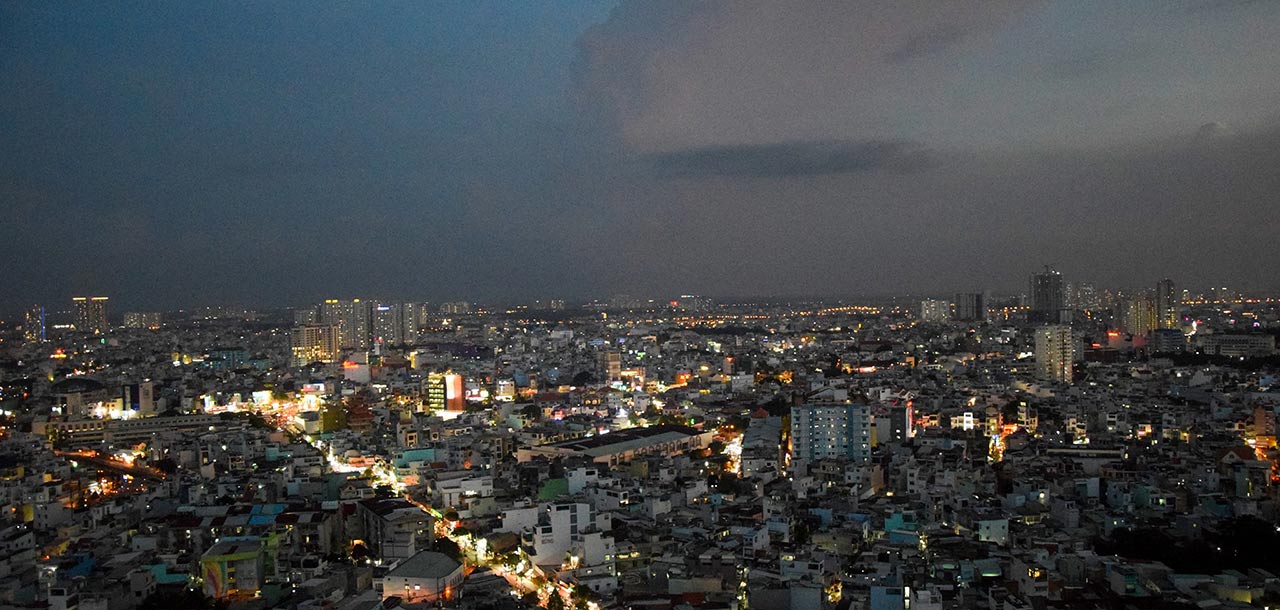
123,312,162,329
675,295,714,311
1155,279,1178,329
1029,267,1064,323
24,305,45,343
73,296,109,334
371,302,419,346
293,305,319,326
319,299,346,326
426,372,465,411
919,299,950,322
1074,282,1099,311
921,296,952,320
401,302,419,345
291,324,341,366
440,301,471,315
373,303,401,345
790,402,872,464
1035,325,1075,382
320,299,371,349
1125,291,1158,337
597,350,622,384
1150,328,1186,353
953,292,987,322
350,300,371,349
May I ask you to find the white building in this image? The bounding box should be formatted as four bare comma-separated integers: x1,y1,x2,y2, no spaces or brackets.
378,550,464,604
790,403,872,464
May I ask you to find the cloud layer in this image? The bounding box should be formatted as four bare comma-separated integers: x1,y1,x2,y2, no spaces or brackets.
2,1,1279,311
643,140,934,178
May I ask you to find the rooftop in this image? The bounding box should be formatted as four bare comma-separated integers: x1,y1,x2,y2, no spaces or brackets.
386,550,462,579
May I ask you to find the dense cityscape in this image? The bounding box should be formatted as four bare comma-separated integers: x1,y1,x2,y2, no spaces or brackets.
6,2,1280,610
0,271,1279,610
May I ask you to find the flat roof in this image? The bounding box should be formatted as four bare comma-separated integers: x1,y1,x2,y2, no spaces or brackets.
386,550,462,579
536,424,706,456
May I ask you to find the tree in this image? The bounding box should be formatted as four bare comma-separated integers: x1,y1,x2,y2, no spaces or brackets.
521,403,541,421
546,593,566,610
793,519,811,546
320,401,347,432
435,537,463,562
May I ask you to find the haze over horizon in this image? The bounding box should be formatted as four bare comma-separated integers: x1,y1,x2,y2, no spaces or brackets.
4,1,1279,313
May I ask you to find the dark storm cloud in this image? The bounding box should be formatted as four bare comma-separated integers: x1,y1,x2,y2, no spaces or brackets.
643,140,935,178
571,125,1280,299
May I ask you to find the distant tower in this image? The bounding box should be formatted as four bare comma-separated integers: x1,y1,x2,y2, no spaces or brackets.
24,305,45,343
1029,267,1065,324
320,299,371,349
952,292,988,322
293,305,319,326
291,324,341,366
371,302,419,346
401,302,420,344
598,350,622,384
1125,291,1158,337
1035,325,1075,382
919,299,950,322
72,296,109,334
1155,279,1178,329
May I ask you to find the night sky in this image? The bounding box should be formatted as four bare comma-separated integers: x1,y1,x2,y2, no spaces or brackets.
3,1,1279,312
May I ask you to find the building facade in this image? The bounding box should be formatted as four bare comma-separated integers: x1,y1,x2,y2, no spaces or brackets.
1035,325,1075,382
790,403,872,464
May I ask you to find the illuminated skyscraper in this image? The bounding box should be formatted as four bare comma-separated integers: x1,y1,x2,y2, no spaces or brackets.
1125,291,1158,337
320,299,371,349
1074,282,1100,311
440,301,471,315
401,302,419,344
1155,279,1178,329
1029,267,1064,323
24,305,45,343
372,302,419,345
291,324,341,366
72,296,109,334
372,303,399,345
919,299,950,322
123,312,162,329
1035,325,1075,382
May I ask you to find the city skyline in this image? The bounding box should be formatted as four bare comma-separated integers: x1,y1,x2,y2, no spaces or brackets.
4,276,1273,321
4,2,1280,311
